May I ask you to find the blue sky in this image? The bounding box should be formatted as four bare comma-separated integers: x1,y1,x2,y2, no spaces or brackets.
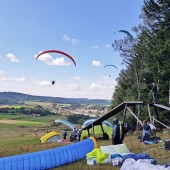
0,0,144,100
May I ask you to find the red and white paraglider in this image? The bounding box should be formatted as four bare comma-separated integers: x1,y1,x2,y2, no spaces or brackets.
36,50,76,66
36,49,76,85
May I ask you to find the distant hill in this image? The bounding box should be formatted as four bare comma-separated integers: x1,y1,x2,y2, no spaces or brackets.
0,92,111,105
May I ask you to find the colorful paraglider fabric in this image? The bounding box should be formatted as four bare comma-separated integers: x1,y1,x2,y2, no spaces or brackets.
82,119,113,128
36,50,76,66
52,80,55,85
55,119,77,131
118,30,133,39
104,64,118,70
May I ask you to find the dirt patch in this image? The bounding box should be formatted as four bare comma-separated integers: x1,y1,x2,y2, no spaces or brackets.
0,119,21,124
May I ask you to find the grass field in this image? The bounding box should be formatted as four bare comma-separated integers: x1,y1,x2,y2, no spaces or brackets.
0,114,170,170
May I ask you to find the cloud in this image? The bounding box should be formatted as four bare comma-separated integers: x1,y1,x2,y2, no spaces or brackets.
0,77,8,81
62,34,79,45
0,70,5,75
92,60,101,66
92,45,99,49
90,83,106,90
35,53,72,66
6,53,19,63
14,77,26,82
38,81,51,86
105,44,112,48
66,84,80,90
71,76,81,80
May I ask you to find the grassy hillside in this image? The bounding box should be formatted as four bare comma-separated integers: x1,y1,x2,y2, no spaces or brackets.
0,113,169,170
0,91,111,105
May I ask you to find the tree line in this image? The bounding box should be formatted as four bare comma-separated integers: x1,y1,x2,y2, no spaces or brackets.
111,0,170,124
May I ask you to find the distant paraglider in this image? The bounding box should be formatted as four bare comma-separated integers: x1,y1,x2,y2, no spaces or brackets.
104,64,118,78
52,80,56,85
36,50,76,66
104,64,118,70
118,30,133,40
36,50,76,86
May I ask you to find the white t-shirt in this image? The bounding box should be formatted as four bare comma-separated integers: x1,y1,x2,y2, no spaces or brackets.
149,124,156,131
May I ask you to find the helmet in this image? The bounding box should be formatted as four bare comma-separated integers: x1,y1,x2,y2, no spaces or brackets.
113,118,118,124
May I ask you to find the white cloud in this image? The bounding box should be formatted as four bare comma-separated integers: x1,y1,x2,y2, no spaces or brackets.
0,70,5,75
0,77,8,81
62,34,79,45
35,53,72,66
92,60,101,66
92,45,99,49
90,83,106,90
38,81,51,86
65,84,80,90
71,76,81,80
6,53,19,63
14,77,26,82
105,44,112,48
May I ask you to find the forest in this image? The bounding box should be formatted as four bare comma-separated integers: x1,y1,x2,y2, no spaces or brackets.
111,0,170,124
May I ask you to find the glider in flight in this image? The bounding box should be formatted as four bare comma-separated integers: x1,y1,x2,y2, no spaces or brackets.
36,50,76,66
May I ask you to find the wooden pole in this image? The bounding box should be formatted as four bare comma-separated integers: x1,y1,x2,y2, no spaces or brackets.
127,107,143,125
147,103,152,124
92,124,95,137
122,104,127,125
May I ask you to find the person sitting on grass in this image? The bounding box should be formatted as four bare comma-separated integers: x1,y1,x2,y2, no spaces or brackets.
142,120,151,143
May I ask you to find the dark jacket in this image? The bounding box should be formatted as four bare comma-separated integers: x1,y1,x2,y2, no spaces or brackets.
152,85,157,94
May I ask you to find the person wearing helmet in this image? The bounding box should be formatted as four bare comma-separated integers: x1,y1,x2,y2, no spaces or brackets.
112,118,122,145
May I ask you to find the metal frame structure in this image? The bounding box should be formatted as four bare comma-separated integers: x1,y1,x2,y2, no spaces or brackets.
82,101,170,138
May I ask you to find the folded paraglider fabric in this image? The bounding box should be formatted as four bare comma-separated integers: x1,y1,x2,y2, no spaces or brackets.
0,137,97,169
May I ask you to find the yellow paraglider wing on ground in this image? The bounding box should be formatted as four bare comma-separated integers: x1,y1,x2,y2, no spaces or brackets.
40,131,58,143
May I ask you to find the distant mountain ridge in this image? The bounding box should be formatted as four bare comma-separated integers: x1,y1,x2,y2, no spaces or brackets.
0,92,111,105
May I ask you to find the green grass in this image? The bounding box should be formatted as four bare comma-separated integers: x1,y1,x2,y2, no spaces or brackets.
0,114,30,119
14,121,43,126
0,136,39,148
81,125,113,139
24,101,52,107
0,114,58,124
7,105,32,109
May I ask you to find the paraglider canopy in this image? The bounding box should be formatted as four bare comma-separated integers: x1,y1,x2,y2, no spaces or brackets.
55,119,77,131
118,30,133,39
36,50,76,66
104,64,118,70
82,119,113,128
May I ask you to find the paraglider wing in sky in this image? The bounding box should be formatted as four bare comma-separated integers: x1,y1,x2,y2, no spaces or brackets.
36,50,76,66
118,30,133,39
104,64,118,70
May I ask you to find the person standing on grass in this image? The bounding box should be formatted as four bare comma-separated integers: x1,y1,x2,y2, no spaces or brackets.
112,118,122,145
77,129,82,141
124,121,130,135
73,128,77,141
63,131,67,140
